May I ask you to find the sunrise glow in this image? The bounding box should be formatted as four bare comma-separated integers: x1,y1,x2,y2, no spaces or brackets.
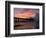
15,9,36,18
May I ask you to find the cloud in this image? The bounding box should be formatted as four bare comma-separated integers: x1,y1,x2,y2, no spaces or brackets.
14,8,39,18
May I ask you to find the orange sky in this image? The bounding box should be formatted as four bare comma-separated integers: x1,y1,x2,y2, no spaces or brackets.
14,8,39,18
15,10,36,18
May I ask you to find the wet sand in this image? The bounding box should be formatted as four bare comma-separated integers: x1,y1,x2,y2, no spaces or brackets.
14,17,39,30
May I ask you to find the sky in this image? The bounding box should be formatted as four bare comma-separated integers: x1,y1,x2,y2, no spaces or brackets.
14,8,39,18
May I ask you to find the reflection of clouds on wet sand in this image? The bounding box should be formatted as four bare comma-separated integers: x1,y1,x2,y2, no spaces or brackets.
14,21,37,29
